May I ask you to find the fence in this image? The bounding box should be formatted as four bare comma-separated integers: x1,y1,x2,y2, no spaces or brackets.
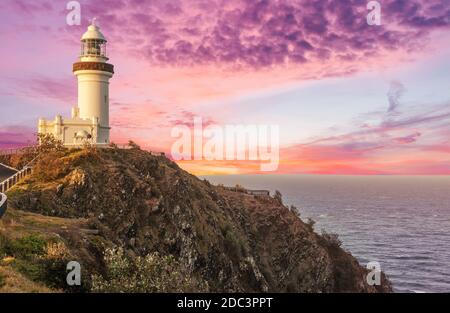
0,193,6,218
0,146,36,156
0,162,18,172
0,167,32,193
222,186,270,197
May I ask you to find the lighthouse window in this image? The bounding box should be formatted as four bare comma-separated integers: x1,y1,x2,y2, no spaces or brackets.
82,40,106,57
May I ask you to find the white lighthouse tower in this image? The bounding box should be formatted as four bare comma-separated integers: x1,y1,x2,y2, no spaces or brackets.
38,20,114,146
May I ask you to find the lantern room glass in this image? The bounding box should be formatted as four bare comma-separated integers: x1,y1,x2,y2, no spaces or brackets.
81,40,107,57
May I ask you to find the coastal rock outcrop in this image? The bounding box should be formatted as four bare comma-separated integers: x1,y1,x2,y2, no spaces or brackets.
5,147,392,292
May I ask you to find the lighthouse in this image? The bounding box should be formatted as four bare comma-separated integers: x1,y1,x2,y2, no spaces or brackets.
38,20,114,146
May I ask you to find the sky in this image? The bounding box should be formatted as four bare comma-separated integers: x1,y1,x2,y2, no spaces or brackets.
0,0,449,175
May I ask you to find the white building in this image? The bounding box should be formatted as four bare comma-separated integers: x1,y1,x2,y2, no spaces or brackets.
38,21,114,146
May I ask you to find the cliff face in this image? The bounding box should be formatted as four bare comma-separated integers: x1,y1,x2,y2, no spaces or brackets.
4,147,392,292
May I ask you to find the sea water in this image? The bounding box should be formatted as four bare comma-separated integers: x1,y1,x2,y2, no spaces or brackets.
203,174,450,293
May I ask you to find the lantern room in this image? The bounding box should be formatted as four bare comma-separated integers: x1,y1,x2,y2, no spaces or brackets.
80,20,108,60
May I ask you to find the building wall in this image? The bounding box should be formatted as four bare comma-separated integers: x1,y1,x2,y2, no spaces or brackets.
75,70,112,129
38,116,100,146
97,126,110,144
63,125,93,145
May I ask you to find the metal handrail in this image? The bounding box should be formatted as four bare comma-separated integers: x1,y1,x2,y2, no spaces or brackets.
0,162,18,172
0,193,7,218
0,167,32,193
0,145,37,156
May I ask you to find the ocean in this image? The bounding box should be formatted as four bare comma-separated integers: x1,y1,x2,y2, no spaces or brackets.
202,174,450,293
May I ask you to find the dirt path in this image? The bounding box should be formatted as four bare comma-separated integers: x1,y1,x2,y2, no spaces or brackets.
0,164,16,182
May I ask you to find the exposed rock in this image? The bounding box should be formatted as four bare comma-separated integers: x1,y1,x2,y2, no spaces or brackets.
56,184,64,196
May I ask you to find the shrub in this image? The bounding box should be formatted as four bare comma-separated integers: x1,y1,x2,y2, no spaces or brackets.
290,205,301,217
32,152,68,181
222,225,245,260
306,218,316,230
44,242,70,260
321,230,342,248
234,184,246,193
128,140,141,150
4,234,47,259
37,133,65,154
109,142,118,149
40,242,72,290
91,247,208,293
274,190,283,204
81,141,93,150
1,234,74,291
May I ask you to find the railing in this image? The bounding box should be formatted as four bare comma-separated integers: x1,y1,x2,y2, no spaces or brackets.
0,162,18,172
222,186,270,196
0,193,6,218
0,148,21,156
0,146,36,156
0,167,32,193
0,151,37,218
110,144,166,156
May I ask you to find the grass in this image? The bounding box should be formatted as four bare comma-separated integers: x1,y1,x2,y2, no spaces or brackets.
0,265,54,293
2,234,47,259
0,272,5,288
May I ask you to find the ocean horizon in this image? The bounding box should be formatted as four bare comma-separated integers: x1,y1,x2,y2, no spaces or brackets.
202,174,450,293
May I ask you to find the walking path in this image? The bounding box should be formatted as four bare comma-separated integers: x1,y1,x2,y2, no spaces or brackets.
0,164,17,182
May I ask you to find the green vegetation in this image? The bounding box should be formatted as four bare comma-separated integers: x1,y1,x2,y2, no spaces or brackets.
2,234,46,259
0,233,72,291
220,223,247,261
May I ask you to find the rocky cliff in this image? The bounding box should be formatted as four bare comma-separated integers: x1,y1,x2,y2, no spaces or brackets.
1,147,392,292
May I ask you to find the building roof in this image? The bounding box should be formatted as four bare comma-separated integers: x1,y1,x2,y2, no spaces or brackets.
81,20,106,42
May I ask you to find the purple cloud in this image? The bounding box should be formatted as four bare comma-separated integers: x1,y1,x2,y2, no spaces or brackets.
23,76,76,103
394,132,422,144
76,0,450,68
0,125,36,149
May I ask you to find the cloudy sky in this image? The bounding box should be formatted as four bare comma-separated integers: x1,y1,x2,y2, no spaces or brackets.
0,0,449,175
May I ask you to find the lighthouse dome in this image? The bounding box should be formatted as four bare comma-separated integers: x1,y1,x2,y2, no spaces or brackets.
81,21,106,42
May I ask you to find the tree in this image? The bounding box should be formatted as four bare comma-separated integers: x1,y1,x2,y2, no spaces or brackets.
37,133,64,153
